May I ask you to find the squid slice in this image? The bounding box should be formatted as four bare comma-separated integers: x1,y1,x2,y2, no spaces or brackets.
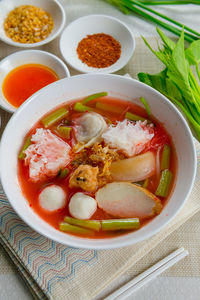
96,182,162,219
75,112,107,152
110,151,155,182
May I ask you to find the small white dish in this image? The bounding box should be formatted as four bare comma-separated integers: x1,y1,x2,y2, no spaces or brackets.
0,0,66,47
0,50,70,113
60,14,135,74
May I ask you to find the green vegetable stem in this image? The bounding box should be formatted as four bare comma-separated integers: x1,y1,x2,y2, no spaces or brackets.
138,1,200,4
64,217,101,231
155,169,172,197
106,0,200,42
42,107,68,128
101,218,140,231
59,168,69,179
140,97,151,116
161,145,171,170
57,126,71,139
82,92,108,104
18,136,32,160
96,102,123,114
125,111,146,122
60,218,140,233
59,223,95,235
73,102,93,112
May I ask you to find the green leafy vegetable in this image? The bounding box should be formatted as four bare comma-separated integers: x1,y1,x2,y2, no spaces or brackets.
138,28,200,141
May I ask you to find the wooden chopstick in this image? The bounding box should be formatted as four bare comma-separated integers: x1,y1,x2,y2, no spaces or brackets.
104,247,189,300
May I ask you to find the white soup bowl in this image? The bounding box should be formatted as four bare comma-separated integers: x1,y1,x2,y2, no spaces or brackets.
0,74,196,249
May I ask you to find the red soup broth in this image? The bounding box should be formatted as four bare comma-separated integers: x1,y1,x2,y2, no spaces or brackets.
18,96,177,238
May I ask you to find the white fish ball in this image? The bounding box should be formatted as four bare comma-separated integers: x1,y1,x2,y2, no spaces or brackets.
69,192,97,219
39,185,66,212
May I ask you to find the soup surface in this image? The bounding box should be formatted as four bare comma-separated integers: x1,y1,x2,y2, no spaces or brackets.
2,64,59,108
18,94,176,238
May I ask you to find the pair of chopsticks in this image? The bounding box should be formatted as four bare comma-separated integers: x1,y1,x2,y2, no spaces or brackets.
105,247,188,300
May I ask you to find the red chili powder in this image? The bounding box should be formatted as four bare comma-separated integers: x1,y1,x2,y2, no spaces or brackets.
76,33,121,68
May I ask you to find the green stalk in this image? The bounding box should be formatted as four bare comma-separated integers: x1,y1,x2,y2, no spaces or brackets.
116,0,195,43
18,136,32,160
64,217,101,231
139,0,200,4
42,107,68,128
60,223,95,235
189,69,200,95
73,102,93,112
140,97,151,116
101,218,140,231
168,96,200,140
130,0,200,37
82,92,108,104
125,111,146,122
155,169,172,197
96,102,123,114
161,145,171,170
58,168,69,179
57,126,72,139
107,0,198,42
195,63,200,82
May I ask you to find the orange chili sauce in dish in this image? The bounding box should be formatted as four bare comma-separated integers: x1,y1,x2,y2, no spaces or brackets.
18,97,177,239
2,64,59,108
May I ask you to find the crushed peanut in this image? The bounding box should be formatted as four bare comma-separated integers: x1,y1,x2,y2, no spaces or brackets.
4,5,54,44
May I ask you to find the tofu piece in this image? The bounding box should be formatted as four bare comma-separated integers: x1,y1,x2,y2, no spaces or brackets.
24,128,71,182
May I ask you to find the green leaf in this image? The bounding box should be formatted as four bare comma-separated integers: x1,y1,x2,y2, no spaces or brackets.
142,36,171,66
156,27,176,51
138,69,182,102
166,29,194,103
185,39,200,65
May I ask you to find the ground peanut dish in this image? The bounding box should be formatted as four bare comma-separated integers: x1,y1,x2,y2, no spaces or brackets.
4,5,54,44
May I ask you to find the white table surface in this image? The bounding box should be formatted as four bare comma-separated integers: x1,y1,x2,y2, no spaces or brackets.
1,1,200,299
0,270,200,300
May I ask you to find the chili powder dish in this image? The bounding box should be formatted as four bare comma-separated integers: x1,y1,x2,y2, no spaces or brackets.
77,33,121,68
2,64,59,108
18,92,176,239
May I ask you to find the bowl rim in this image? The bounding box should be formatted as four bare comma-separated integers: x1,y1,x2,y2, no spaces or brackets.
0,0,66,48
59,14,135,74
0,73,197,249
0,49,70,113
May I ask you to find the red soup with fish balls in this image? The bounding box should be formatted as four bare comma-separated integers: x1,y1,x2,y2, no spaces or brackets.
18,93,176,238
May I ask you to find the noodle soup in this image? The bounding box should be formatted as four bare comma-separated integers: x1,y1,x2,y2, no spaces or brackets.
18,93,176,238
